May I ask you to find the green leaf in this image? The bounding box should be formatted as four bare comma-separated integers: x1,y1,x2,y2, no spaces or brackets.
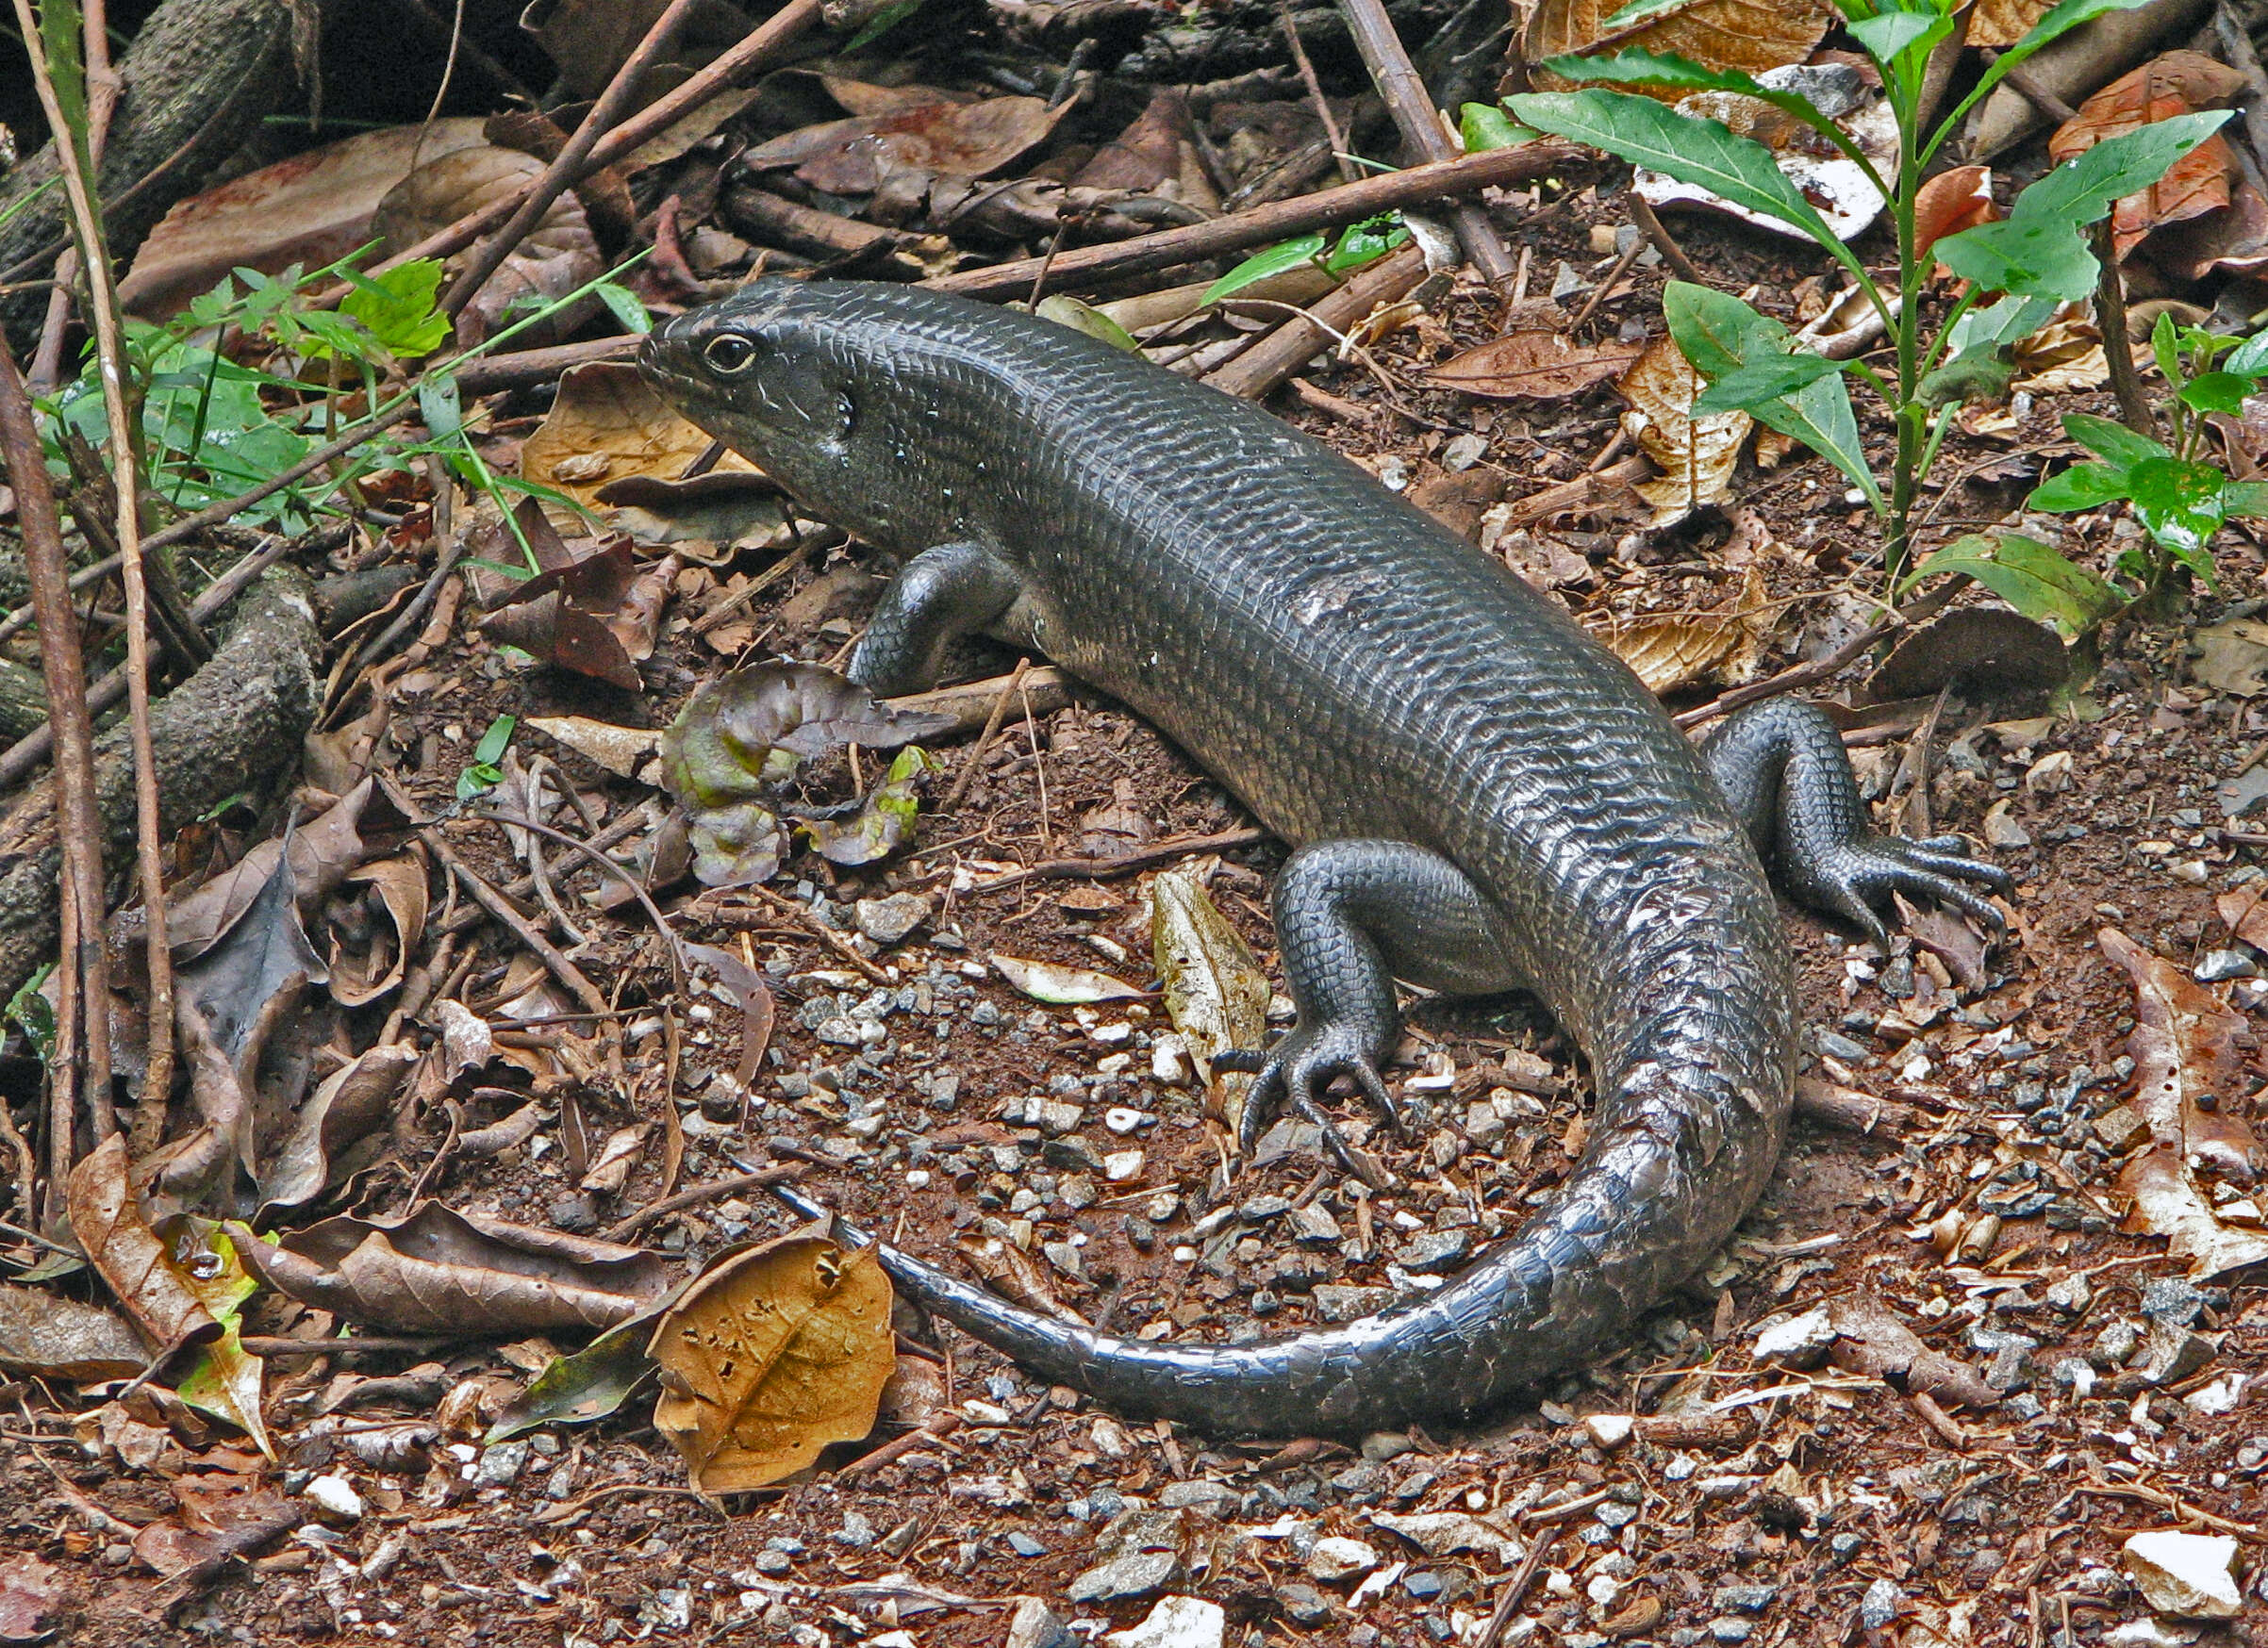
1660,281,1879,510
420,373,463,441
1932,111,2230,299
1896,534,2122,636
1938,293,2059,364
2062,411,2170,468
2028,461,2131,512
1461,103,1533,151
2150,308,2183,388
594,281,653,335
1505,91,1854,275
2227,481,2268,517
2127,454,2228,559
1847,10,1950,73
1690,352,1844,413
7,963,56,1064
2225,328,2268,377
340,259,449,358
2179,371,2255,416
487,1313,659,1442
1322,215,1408,273
1532,50,1875,173
1201,233,1327,305
1035,293,1140,351
845,0,922,50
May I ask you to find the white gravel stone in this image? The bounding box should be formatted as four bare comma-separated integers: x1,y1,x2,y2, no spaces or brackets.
302,1475,363,1523
1104,1595,1225,1648
2122,1532,2242,1619
1306,1537,1382,1582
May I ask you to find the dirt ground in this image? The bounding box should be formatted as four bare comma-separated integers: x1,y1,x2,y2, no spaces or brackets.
7,94,2268,1648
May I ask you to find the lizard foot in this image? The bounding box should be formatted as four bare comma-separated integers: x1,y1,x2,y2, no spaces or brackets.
1218,1027,1413,1184
1800,833,2012,952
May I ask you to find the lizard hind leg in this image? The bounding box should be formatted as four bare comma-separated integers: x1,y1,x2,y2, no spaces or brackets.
1697,696,2012,949
1229,839,1525,1171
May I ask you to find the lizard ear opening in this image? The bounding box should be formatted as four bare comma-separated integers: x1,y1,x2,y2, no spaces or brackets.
704,332,761,375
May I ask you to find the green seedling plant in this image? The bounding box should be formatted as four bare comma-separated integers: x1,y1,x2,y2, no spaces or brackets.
2017,312,2268,596
456,714,519,800
1202,214,1414,305
1502,0,2229,598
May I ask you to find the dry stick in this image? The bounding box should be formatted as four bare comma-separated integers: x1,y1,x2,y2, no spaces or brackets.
1476,1527,1559,1648
1204,242,1427,400
602,1162,804,1243
442,0,705,321
0,533,293,789
1280,2,1359,185
929,141,1581,301
2094,216,2160,442
0,341,110,1213
1334,0,1519,286
1626,189,1702,285
1672,578,1962,731
475,809,687,998
25,0,119,389
1565,233,1645,335
12,0,171,1135
424,832,611,1016
346,0,827,302
942,656,1031,813
439,807,653,936
969,827,1270,894
705,885,892,985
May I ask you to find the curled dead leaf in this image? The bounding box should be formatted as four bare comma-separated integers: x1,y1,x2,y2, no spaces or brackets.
521,361,765,511
1595,567,1773,696
1523,0,1829,91
1425,333,1642,401
649,1229,895,1493
1148,865,1269,1129
1618,335,1750,522
230,1203,672,1333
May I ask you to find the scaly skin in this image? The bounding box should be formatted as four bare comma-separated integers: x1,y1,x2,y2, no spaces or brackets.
640,280,2001,1434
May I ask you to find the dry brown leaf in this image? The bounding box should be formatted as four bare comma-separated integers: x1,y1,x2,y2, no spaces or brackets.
0,1285,146,1381
371,143,600,347
120,119,488,319
132,1477,300,1578
2191,618,2268,697
1425,333,1643,401
649,1229,895,1492
528,715,664,781
1524,0,1829,91
1913,165,1995,261
521,361,763,511
327,853,428,1008
67,1137,221,1359
2099,928,2268,1277
1824,1294,2000,1410
2009,312,2117,393
956,1234,1086,1323
1595,566,1772,694
1968,0,2052,47
1617,336,1750,521
255,1044,420,1222
1149,864,1269,1127
231,1203,672,1333
168,780,374,965
742,95,1069,194
2049,53,2246,256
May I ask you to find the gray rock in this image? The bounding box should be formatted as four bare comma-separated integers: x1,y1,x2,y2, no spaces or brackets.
2044,1273,2093,1315
1102,1596,1225,1648
1290,1202,1343,1244
1157,1479,1235,1517
835,1510,875,1548
1278,1583,1334,1627
1861,1578,1905,1630
1397,1228,1473,1273
1314,1284,1393,1322
1068,1550,1184,1604
2123,1320,2215,1388
1004,1597,1078,1648
2140,1277,2207,1327
1708,1620,1754,1644
1714,1583,1777,1614
472,1440,529,1487
853,892,932,946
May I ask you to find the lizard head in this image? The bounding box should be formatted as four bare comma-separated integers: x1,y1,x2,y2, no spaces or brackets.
640,279,856,467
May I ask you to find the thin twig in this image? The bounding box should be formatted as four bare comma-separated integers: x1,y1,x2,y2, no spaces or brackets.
13,0,163,1140
444,0,704,321
969,827,1269,894
929,142,1581,301
942,656,1031,813
1476,1527,1559,1648
423,831,610,1016
1334,0,1518,285
704,885,892,985
0,338,109,1217
2094,216,2159,442
474,810,687,998
1280,3,1358,184
602,1163,804,1243
1626,190,1702,284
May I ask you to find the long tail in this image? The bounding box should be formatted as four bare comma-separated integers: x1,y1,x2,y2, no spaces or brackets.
779,957,1793,1435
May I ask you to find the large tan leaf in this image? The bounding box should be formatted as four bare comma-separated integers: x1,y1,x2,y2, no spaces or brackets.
1617,336,1750,521
650,1229,894,1492
1148,865,1269,1130
1426,333,1643,401
0,1286,146,1381
2099,928,2268,1277
1969,0,2053,47
521,362,763,511
1594,566,1772,694
2049,53,2247,256
1524,0,1829,91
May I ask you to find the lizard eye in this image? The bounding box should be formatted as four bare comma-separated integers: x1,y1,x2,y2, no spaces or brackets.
704,333,759,374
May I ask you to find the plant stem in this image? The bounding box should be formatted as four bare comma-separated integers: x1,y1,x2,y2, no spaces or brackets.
1888,91,1926,582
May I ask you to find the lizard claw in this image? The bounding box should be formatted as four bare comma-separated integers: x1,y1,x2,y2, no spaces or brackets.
1228,1026,1412,1182
1800,833,2011,952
